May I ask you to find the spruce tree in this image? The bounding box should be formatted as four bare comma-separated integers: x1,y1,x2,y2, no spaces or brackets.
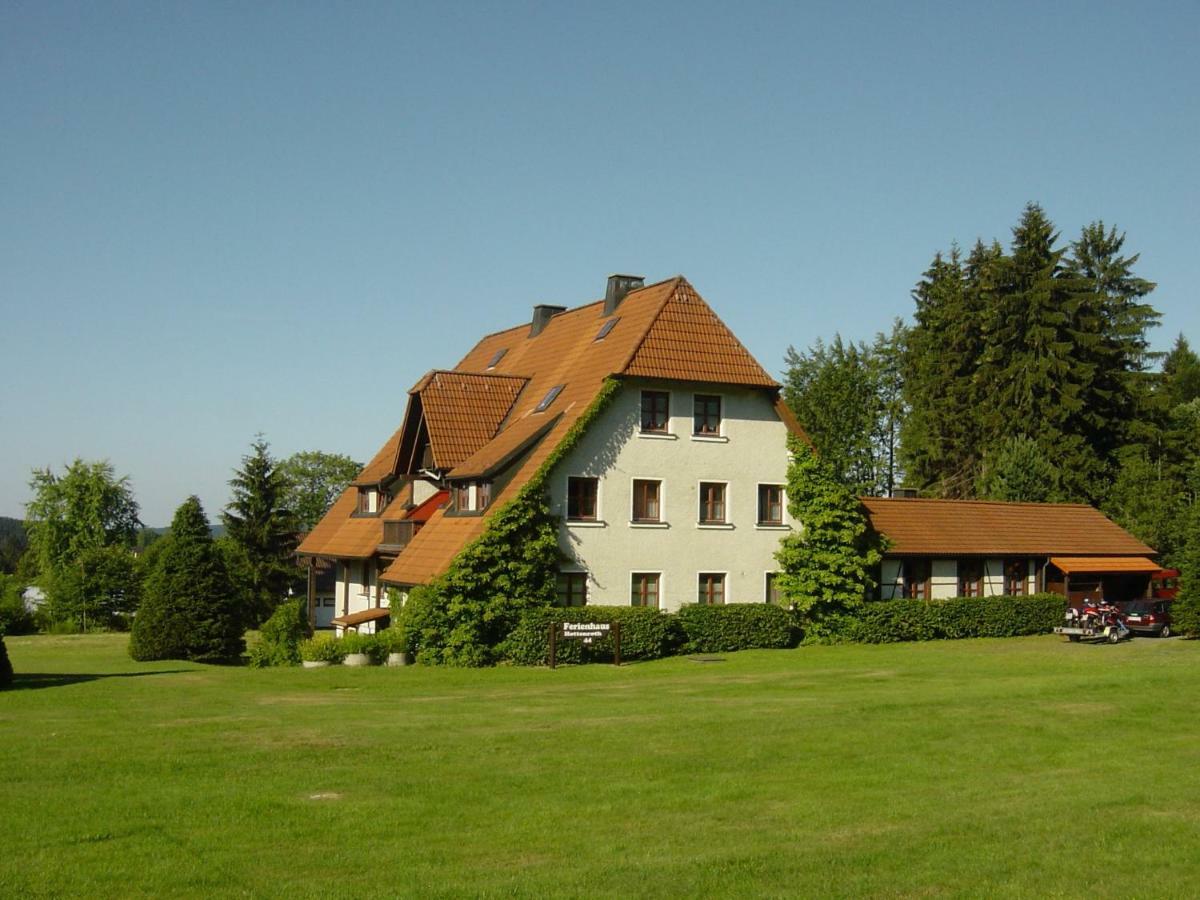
901,245,988,496
130,496,243,661
222,439,298,626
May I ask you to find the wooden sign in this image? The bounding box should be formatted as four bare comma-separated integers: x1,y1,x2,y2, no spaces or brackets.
548,621,622,668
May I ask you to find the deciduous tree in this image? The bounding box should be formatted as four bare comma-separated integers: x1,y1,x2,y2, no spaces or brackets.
278,450,363,532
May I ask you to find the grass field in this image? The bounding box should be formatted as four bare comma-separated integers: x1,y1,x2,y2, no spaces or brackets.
2,633,1199,898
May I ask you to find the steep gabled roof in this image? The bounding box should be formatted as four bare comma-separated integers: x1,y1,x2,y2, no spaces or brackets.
299,276,801,580
862,497,1156,557
621,279,777,386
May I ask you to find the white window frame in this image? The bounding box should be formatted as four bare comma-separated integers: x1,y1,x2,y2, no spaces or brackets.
629,570,664,609
564,474,604,526
755,482,789,529
630,476,667,527
556,568,589,607
696,570,729,605
691,392,728,442
696,480,733,529
764,570,783,604
638,388,675,439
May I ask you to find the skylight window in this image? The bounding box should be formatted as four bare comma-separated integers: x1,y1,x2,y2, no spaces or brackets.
594,317,619,341
486,348,507,369
535,384,564,412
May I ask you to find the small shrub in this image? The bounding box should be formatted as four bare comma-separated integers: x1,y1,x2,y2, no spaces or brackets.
298,634,344,663
339,631,386,663
675,604,798,653
248,598,310,668
819,593,1064,644
0,634,12,688
502,606,683,666
377,626,407,656
0,593,36,636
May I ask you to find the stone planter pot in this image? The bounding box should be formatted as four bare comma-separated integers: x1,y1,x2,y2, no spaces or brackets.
343,652,372,667
387,652,410,667
301,660,331,669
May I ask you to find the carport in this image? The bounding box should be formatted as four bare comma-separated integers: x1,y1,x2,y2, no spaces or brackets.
1047,556,1160,605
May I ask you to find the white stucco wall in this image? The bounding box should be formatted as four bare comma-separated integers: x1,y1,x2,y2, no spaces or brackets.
930,559,957,599
881,557,1038,600
547,380,794,612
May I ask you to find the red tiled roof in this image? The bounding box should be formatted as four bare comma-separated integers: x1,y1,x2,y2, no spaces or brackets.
863,497,1156,557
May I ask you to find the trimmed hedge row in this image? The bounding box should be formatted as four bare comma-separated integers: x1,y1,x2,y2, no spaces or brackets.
675,603,796,653
502,604,801,666
503,607,680,665
818,593,1064,643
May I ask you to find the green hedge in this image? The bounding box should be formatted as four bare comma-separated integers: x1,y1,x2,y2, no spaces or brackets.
819,593,1064,643
502,606,683,666
0,634,11,688
675,603,798,653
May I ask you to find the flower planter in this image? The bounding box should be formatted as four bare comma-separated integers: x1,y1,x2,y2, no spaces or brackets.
343,652,372,667
386,651,410,667
301,660,331,669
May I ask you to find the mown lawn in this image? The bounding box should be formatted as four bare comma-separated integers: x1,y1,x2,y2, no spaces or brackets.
2,633,1199,898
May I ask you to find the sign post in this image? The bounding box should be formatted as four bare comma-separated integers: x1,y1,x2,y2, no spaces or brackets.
548,621,622,668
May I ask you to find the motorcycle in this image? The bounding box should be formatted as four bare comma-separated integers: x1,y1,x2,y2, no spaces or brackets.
1056,598,1129,643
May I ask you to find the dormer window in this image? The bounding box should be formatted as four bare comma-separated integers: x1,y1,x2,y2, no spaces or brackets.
357,488,380,516
453,481,492,513
535,384,564,412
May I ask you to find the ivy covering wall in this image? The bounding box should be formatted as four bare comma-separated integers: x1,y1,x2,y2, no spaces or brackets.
398,378,621,665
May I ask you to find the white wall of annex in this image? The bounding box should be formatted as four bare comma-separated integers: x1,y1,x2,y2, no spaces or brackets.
547,380,794,612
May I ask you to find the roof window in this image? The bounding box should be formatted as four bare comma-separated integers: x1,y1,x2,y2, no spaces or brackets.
486,348,507,369
535,384,564,412
594,317,619,342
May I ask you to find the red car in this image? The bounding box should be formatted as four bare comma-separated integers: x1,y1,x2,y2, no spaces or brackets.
1120,599,1174,637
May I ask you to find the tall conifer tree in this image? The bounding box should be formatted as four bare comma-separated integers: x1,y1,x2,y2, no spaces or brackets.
223,439,298,626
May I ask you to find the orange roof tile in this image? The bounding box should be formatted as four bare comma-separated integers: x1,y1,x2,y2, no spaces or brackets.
862,497,1156,557
1050,556,1160,574
621,280,778,387
353,424,405,486
414,371,528,470
297,487,383,559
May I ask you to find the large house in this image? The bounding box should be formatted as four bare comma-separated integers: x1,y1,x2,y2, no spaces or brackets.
863,497,1159,605
297,275,807,629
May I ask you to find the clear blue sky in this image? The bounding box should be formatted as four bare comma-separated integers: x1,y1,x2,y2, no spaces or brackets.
2,1,1197,525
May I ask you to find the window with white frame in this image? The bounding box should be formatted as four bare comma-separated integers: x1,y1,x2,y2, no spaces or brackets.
631,572,660,608
632,479,662,523
699,482,727,525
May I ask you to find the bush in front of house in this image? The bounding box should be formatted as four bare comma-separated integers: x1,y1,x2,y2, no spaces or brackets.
0,633,12,688
501,606,684,666
818,593,1065,644
339,631,387,664
247,597,311,668
298,634,345,663
675,603,798,653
